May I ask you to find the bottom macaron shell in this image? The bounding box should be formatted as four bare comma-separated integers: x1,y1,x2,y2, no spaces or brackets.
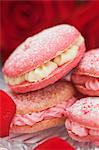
10,117,65,134
9,43,85,93
76,85,99,96
67,130,99,146
67,130,90,142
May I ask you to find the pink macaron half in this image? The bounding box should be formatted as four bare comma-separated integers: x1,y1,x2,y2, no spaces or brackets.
6,80,76,134
65,97,99,146
72,49,99,96
3,24,85,93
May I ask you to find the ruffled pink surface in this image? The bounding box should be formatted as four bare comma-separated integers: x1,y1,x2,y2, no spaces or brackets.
72,73,99,91
85,78,99,91
65,119,99,137
12,98,75,126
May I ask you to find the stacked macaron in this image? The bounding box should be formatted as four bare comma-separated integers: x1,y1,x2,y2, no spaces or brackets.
2,24,86,134
7,80,76,133
65,49,99,146
65,97,99,146
72,49,99,96
2,24,99,147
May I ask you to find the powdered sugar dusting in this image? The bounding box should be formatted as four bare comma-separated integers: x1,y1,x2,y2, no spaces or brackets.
66,97,99,128
76,49,99,77
12,101,70,126
7,81,75,114
3,24,80,77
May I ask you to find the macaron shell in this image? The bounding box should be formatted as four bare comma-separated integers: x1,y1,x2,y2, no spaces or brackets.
10,117,65,133
72,74,89,85
7,80,76,114
75,85,99,96
72,70,99,96
67,130,99,144
9,42,85,93
65,97,99,129
67,130,90,142
3,24,80,77
74,49,99,78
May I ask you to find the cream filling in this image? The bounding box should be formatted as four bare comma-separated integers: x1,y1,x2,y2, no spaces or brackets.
12,98,75,126
66,119,99,137
4,36,84,85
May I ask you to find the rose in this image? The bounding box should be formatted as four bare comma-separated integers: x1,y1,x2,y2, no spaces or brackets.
1,1,99,63
70,1,99,50
0,1,75,63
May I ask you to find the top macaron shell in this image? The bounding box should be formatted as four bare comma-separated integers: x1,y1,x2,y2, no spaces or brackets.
74,49,99,77
7,80,76,115
66,97,99,129
3,24,80,77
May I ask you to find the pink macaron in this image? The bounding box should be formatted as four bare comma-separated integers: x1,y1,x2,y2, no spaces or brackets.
3,24,85,93
72,49,99,96
65,97,99,146
6,80,76,134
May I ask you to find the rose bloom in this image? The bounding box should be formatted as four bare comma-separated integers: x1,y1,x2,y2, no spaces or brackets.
0,1,99,63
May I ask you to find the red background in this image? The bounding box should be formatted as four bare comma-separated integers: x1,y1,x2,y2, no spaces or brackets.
0,0,99,63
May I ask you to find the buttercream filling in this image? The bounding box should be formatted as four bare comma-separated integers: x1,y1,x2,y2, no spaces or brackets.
4,36,84,85
66,119,99,137
12,98,75,126
85,78,99,91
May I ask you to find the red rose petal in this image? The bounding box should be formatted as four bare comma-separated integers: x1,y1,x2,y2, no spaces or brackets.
34,137,75,150
0,90,16,137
